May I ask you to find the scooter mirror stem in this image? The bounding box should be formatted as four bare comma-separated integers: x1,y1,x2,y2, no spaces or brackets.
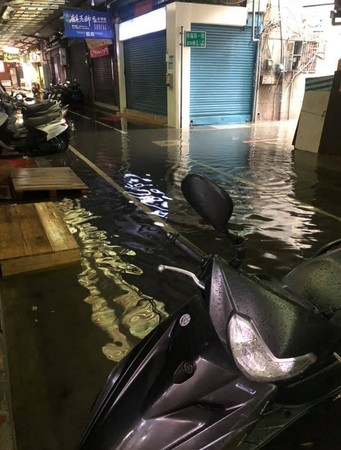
223,229,245,269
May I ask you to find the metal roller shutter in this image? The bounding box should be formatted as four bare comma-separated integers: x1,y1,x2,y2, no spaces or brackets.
190,24,257,125
124,30,167,116
92,47,118,106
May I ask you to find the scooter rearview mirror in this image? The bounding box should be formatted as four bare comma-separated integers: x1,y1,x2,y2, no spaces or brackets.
181,174,234,233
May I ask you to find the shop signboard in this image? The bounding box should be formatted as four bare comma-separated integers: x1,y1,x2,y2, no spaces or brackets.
89,45,110,58
63,9,114,39
3,52,20,62
30,52,41,63
184,31,206,48
85,38,112,49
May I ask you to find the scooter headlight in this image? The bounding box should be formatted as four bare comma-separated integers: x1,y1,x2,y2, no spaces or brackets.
228,315,317,382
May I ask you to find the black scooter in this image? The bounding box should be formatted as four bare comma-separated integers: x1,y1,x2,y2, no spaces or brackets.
0,96,70,156
80,174,341,450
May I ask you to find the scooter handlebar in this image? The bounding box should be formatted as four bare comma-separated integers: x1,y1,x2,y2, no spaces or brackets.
166,232,206,263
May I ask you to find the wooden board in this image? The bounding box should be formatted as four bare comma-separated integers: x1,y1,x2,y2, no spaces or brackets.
294,90,330,153
0,202,80,277
10,167,88,199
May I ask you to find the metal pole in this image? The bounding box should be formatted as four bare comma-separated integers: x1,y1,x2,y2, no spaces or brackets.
180,26,184,129
252,0,260,42
252,39,261,122
251,0,261,121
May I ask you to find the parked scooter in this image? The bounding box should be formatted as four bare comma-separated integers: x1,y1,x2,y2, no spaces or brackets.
31,82,41,99
62,79,84,106
10,90,36,105
80,174,341,449
0,94,70,156
43,80,83,106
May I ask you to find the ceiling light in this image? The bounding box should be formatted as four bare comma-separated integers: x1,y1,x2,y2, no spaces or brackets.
2,45,20,54
1,6,15,22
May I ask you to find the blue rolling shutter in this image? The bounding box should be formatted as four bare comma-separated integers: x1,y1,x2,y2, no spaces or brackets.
190,24,257,125
124,30,167,116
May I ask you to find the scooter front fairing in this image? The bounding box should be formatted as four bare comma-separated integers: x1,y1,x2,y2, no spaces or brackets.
79,292,276,450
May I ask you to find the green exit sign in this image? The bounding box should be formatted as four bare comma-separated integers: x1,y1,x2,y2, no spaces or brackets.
184,31,206,48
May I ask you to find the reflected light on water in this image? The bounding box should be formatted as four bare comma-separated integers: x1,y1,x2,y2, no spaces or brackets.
185,128,321,251
58,198,168,362
123,173,170,218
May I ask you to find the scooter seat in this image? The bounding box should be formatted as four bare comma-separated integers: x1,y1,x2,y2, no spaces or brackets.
25,111,62,127
23,103,62,118
22,100,59,116
284,241,341,318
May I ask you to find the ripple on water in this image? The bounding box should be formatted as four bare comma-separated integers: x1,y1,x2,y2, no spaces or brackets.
57,198,168,362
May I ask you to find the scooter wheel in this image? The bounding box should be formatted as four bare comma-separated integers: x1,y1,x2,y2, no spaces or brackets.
29,129,70,156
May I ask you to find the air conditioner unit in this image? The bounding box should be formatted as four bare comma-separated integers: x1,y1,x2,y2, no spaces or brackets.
286,40,303,71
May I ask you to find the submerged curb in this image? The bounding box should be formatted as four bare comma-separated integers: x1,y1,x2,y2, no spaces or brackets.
0,303,15,450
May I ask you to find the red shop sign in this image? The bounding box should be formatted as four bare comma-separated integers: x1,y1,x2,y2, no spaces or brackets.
90,45,110,58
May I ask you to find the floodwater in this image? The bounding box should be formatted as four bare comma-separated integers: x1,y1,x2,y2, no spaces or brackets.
2,111,341,449
67,113,341,275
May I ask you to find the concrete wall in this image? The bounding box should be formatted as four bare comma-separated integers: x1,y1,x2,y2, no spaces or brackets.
257,0,341,122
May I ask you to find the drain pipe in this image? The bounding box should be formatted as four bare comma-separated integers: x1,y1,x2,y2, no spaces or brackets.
180,26,184,129
252,40,261,122
251,0,260,43
251,0,261,122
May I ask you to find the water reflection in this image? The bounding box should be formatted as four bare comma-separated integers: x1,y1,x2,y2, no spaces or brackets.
73,120,333,258
57,198,168,362
66,116,340,274
184,126,319,251
123,173,171,218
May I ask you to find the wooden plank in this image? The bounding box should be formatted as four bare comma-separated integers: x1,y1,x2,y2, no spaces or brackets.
0,202,80,277
12,179,86,189
295,91,330,153
10,167,88,198
0,205,27,260
35,203,79,252
15,203,52,256
1,249,80,277
12,175,86,184
10,168,82,183
12,174,85,183
10,167,75,178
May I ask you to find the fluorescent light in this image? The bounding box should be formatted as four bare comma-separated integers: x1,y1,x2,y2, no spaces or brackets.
119,7,166,41
2,46,20,54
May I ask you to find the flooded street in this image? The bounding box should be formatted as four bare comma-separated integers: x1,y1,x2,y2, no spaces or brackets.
1,111,340,449
67,113,341,277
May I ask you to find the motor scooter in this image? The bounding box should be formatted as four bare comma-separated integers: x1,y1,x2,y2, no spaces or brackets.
0,98,70,156
43,80,84,106
79,174,341,450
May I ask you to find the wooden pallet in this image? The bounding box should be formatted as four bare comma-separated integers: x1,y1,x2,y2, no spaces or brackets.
10,167,88,199
0,202,80,277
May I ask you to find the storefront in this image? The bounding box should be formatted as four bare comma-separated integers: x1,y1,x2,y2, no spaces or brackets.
88,40,118,107
117,2,252,128
123,30,167,116
68,40,92,102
